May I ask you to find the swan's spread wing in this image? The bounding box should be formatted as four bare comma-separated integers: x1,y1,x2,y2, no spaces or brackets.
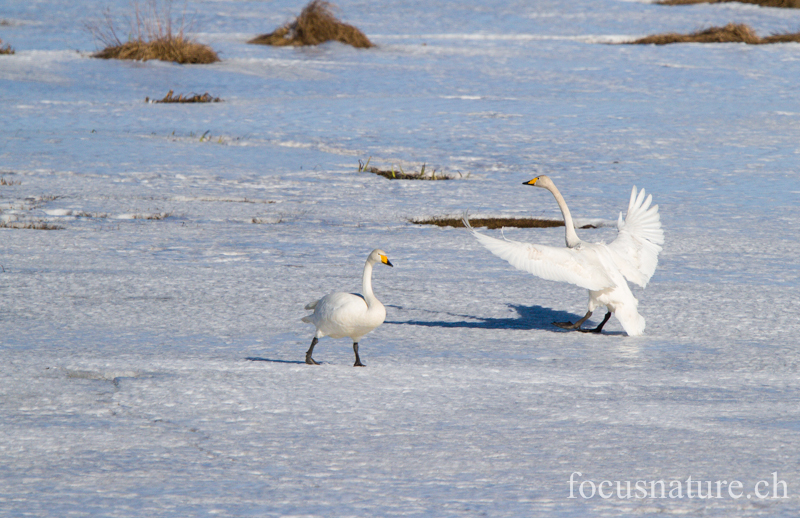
470,228,615,291
608,186,664,288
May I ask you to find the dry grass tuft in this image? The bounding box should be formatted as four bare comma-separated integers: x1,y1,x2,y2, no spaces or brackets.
147,90,221,103
628,23,800,44
94,38,219,63
410,216,599,229
658,0,800,7
358,158,455,181
0,38,14,55
249,0,374,48
0,176,21,185
89,0,219,64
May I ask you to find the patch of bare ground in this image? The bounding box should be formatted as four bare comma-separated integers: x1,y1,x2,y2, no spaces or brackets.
358,158,456,180
251,216,283,224
628,23,800,44
249,0,373,48
147,90,221,103
73,211,110,218
0,38,14,55
658,0,800,7
133,212,172,220
410,216,598,229
89,1,219,64
0,219,63,230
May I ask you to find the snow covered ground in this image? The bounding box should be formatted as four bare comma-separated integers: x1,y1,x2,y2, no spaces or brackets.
2,0,800,515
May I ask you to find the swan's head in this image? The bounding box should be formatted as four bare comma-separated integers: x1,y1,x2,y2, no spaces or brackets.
522,175,553,190
369,249,394,267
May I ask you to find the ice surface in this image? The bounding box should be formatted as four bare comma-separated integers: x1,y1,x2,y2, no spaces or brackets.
2,0,800,516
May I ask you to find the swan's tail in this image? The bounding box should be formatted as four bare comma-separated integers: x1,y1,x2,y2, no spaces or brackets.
301,299,320,323
614,304,646,337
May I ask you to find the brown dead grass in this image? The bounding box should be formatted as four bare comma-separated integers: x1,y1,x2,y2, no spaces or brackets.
628,23,800,44
147,90,221,103
411,216,599,230
0,176,21,185
94,37,219,63
90,1,219,63
358,159,454,180
759,32,800,42
658,0,800,7
0,38,14,55
249,0,374,48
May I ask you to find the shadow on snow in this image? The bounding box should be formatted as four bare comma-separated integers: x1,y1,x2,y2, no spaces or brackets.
245,357,307,364
248,305,622,366
386,304,590,332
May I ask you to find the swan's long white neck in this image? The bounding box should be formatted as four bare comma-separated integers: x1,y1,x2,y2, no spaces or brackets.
361,259,378,306
545,183,581,248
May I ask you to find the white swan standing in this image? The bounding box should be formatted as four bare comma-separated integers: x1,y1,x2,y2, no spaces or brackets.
302,249,393,366
465,175,663,336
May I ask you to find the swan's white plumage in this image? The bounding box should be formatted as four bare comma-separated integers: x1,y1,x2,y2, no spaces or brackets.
301,249,392,365
468,231,614,292
466,177,663,336
302,291,384,341
606,186,664,288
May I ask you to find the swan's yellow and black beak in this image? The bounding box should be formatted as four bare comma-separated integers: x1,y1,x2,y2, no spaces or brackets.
523,177,539,186
380,254,394,267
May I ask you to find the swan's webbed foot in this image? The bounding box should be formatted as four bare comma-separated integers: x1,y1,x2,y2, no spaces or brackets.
305,337,320,365
553,310,593,331
353,342,365,367
553,321,582,330
577,311,612,334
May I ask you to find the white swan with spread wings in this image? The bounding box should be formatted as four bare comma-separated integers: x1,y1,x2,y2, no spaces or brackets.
465,176,663,336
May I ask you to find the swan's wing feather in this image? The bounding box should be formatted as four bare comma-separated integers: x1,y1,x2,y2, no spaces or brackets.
608,186,664,287
315,292,366,316
302,292,367,326
469,227,615,291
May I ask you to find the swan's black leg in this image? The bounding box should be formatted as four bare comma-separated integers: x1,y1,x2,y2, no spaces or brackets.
554,310,592,330
305,337,320,365
579,311,612,334
353,342,365,367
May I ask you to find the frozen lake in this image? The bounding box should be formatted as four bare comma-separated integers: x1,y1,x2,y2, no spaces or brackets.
2,0,800,515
